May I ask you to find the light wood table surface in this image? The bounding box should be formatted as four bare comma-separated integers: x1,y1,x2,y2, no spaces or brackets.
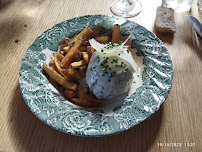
0,0,201,151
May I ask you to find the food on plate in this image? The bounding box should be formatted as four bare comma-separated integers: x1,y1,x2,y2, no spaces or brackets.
155,6,176,33
95,36,109,43
43,24,138,107
112,24,120,43
60,27,93,68
86,37,138,99
43,64,77,91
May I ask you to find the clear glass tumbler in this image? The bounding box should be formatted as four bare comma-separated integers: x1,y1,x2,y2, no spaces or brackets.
110,0,142,18
162,0,194,12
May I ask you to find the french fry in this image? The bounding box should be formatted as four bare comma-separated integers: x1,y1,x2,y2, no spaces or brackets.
112,24,120,43
61,27,93,68
48,77,60,91
54,54,70,80
63,46,70,54
63,89,76,98
81,52,89,62
95,36,109,44
71,60,87,68
82,25,102,46
53,53,82,80
71,98,101,108
43,64,77,91
87,25,102,39
62,41,76,54
49,58,55,66
50,64,59,73
54,53,64,60
74,50,81,61
86,46,95,59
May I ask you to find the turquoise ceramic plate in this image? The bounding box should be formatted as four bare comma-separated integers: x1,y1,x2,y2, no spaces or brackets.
19,15,173,137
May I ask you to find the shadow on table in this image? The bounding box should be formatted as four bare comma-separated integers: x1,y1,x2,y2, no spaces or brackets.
0,0,14,9
183,28,202,62
153,26,174,44
0,16,29,50
9,85,164,152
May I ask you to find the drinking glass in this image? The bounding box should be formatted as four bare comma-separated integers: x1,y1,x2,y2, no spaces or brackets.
162,0,194,12
110,0,142,18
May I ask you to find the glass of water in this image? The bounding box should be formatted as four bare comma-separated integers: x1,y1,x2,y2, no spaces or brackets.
110,0,142,18
162,0,194,12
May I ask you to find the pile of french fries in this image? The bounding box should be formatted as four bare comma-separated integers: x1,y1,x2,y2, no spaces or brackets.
43,24,120,108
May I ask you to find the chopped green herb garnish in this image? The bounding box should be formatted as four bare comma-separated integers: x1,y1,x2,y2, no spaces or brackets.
110,73,115,78
120,61,127,67
119,41,123,45
93,65,97,68
113,59,118,62
104,65,109,68
122,69,128,73
102,68,108,74
127,50,130,53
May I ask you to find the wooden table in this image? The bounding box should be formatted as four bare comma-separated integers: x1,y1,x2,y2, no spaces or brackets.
0,0,201,151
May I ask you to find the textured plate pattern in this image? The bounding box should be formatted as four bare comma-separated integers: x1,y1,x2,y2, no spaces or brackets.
19,15,173,136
